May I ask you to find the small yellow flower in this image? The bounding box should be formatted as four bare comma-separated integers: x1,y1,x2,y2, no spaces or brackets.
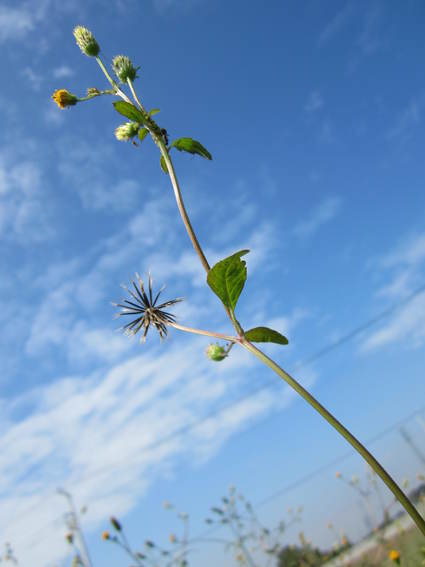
335,471,341,478
52,89,78,109
101,530,110,541
389,549,401,563
169,533,177,543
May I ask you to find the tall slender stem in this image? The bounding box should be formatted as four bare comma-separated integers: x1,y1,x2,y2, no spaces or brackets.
99,75,425,536
241,339,425,536
168,321,238,342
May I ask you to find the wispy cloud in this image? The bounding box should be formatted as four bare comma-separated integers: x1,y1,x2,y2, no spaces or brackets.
0,4,34,43
0,151,53,242
360,231,425,352
305,90,323,113
387,98,423,143
293,197,342,238
1,335,289,566
318,4,353,46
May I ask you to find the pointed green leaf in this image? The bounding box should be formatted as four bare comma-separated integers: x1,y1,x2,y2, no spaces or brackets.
113,101,146,124
138,127,149,143
148,108,160,116
160,155,168,173
170,138,212,160
244,327,289,346
207,250,249,313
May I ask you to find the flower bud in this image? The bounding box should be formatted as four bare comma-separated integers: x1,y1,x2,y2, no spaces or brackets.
65,533,73,544
52,89,78,109
110,516,122,531
73,26,100,57
115,122,140,141
101,530,110,541
112,55,139,82
205,343,227,362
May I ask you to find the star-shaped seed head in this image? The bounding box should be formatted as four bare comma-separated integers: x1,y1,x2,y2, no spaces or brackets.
114,273,183,342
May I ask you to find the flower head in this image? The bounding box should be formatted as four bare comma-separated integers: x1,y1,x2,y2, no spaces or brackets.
112,55,139,82
52,89,78,109
115,273,183,341
102,530,110,541
389,549,400,563
115,122,140,141
73,26,100,57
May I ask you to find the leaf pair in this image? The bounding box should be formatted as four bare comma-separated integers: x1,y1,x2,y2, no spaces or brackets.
207,251,288,346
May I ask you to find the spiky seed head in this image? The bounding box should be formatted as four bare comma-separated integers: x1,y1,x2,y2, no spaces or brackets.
115,122,140,141
73,26,100,57
206,343,227,362
112,55,139,82
52,89,78,109
114,273,183,342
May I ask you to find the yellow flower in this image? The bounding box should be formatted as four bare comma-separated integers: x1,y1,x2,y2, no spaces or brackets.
101,530,110,541
335,471,341,478
169,533,177,543
389,549,400,562
52,89,78,109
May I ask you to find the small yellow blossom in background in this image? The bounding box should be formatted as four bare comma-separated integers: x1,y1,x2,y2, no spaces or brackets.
335,471,341,478
101,530,110,541
169,533,177,543
389,549,401,564
52,89,78,109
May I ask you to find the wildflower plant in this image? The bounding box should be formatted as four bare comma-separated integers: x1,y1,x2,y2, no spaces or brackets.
53,26,425,538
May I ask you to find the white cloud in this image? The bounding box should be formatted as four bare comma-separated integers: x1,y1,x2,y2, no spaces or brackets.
388,98,422,142
360,292,425,352
1,335,290,566
57,140,145,211
305,90,323,113
318,4,353,46
21,67,42,91
293,197,342,238
0,4,34,43
361,231,425,352
53,65,75,79
0,153,53,242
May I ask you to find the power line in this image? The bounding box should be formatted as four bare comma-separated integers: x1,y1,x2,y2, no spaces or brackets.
5,282,425,546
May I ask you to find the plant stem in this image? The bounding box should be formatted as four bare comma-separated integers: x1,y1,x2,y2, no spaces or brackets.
241,339,425,537
157,139,211,273
168,321,238,342
103,79,425,536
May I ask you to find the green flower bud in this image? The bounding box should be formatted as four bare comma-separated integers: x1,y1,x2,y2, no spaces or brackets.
112,55,139,83
73,26,100,57
110,516,122,531
115,122,140,141
206,343,227,362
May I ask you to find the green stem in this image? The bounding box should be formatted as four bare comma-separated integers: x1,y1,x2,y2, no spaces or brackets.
168,321,238,343
241,339,425,537
101,72,425,537
156,140,211,273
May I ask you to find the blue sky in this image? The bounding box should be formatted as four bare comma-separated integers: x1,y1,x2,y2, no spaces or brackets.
1,0,425,565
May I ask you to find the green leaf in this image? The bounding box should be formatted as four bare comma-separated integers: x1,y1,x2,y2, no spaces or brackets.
113,101,146,124
244,327,288,346
160,155,168,173
207,250,249,313
138,127,149,143
170,138,212,160
148,108,160,116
